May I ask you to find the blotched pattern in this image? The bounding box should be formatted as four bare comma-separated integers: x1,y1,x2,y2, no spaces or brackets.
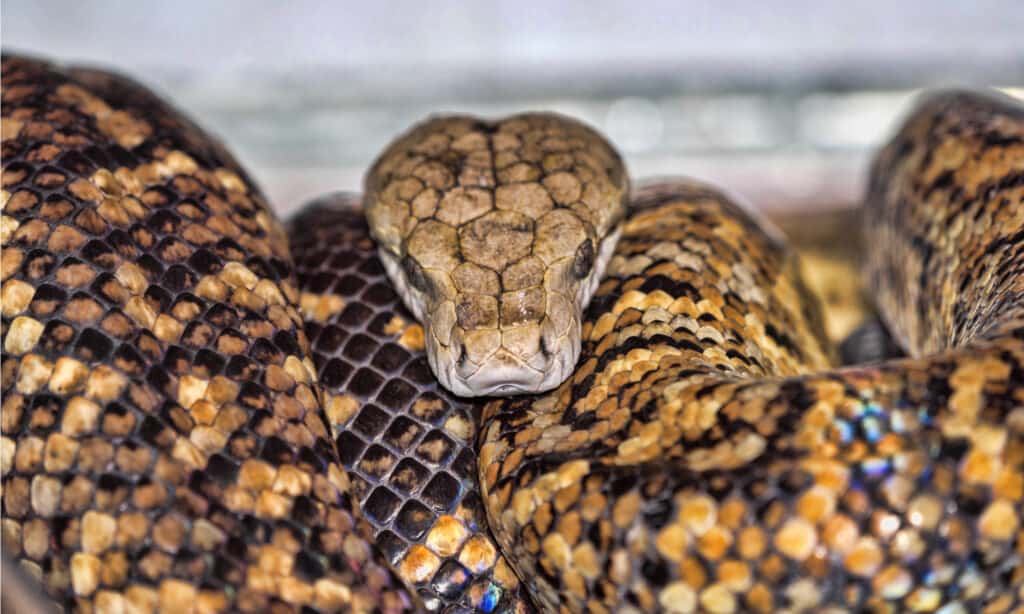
5,51,1024,614
289,195,531,613
364,114,629,397
865,90,1024,355
478,93,1024,612
0,54,413,613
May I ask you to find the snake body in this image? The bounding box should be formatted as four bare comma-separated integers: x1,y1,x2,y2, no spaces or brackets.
477,93,1024,612
289,197,531,612
3,52,1024,613
1,55,414,613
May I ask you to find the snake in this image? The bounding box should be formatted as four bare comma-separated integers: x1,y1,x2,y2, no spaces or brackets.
2,51,1023,614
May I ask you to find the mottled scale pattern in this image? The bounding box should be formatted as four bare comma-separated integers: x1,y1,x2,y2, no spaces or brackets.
478,92,1024,613
865,91,1024,356
289,195,531,613
0,54,414,612
5,49,1024,614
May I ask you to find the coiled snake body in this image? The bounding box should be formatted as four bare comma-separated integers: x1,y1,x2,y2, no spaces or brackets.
2,54,1023,613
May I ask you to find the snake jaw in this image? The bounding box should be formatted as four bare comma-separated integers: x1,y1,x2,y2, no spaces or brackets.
580,223,622,306
377,245,429,321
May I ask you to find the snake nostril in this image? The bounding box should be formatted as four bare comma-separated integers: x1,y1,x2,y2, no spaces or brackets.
456,341,468,369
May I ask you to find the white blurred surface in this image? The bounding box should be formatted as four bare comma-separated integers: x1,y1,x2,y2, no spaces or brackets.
6,1,1023,75
4,1,1023,214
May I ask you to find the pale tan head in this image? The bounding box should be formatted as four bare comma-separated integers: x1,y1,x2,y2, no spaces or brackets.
365,113,628,397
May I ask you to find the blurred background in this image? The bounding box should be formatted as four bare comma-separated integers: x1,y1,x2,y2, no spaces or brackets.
4,1,1024,215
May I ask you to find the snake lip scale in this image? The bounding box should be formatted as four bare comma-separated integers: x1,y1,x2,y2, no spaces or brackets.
2,52,1023,613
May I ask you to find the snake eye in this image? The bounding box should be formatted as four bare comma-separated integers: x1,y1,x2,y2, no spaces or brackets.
572,239,595,279
402,255,430,293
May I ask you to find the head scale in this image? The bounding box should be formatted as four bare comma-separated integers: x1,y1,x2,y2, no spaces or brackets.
365,113,628,397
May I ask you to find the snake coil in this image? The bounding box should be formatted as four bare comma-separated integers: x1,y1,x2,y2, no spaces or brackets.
2,53,1023,613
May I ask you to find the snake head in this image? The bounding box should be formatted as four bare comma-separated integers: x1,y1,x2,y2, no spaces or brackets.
365,113,628,397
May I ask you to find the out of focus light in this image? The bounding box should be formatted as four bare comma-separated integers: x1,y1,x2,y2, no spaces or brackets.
797,92,915,149
998,87,1024,101
3,0,1022,215
695,96,781,149
604,97,664,153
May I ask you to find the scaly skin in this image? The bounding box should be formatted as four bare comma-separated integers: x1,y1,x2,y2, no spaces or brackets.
478,92,1024,612
364,115,629,397
280,194,897,613
289,195,533,613
0,54,414,613
4,50,1023,614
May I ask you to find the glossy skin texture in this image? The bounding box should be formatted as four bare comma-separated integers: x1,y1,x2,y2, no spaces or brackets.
364,115,628,397
0,55,414,613
479,93,1024,612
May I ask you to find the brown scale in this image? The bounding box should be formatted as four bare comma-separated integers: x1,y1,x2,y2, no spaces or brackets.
478,91,1024,613
1,54,414,612
288,196,532,613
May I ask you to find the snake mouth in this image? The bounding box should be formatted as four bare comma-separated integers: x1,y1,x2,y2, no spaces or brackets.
429,328,579,398
430,314,582,397
463,357,546,396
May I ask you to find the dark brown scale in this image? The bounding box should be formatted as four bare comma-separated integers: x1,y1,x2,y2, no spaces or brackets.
1,54,413,613
289,196,533,613
479,91,1024,612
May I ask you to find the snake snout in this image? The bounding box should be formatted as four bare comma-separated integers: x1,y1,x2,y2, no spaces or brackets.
444,320,577,397
461,350,553,397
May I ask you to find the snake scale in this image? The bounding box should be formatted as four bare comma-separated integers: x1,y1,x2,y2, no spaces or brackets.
2,52,1023,613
